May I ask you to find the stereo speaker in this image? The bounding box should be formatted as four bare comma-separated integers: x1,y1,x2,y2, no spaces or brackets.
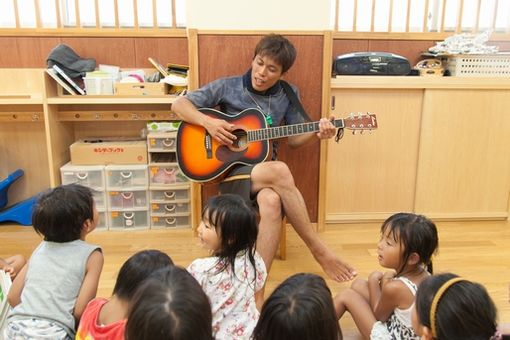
333,52,411,76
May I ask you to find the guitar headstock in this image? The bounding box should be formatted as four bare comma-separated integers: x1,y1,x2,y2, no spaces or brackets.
343,113,378,132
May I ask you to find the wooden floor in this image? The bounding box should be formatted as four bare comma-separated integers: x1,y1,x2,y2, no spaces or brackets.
1,219,509,339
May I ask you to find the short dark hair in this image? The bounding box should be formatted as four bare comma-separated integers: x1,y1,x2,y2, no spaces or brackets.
125,266,213,340
415,273,497,340
252,273,342,340
112,249,174,299
202,194,258,279
254,34,297,73
381,212,438,275
32,184,95,242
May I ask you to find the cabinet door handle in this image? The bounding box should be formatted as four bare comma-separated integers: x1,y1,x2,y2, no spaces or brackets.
331,95,336,111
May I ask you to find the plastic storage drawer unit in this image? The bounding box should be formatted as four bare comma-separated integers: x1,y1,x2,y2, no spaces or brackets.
106,164,148,190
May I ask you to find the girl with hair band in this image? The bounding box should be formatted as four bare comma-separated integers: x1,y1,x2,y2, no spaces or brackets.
187,194,266,340
412,272,507,340
334,212,439,339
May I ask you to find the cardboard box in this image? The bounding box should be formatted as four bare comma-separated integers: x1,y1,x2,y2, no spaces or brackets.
114,82,168,96
70,138,148,165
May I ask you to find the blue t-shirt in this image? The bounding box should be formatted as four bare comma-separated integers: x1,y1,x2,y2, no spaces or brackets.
185,71,307,159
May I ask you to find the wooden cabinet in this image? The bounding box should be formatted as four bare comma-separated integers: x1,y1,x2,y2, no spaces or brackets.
0,69,49,205
325,76,510,222
0,68,199,229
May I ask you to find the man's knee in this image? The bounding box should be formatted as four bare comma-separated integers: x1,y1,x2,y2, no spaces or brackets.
257,189,282,217
255,161,292,182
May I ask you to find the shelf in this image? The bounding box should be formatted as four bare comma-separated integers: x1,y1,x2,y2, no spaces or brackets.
57,110,177,121
331,76,510,89
47,95,178,105
0,95,44,105
0,111,44,122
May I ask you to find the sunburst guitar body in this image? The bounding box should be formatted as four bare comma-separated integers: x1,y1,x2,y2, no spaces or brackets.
176,108,377,182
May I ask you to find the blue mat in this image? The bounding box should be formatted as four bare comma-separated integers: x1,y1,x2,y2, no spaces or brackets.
0,169,24,210
0,196,36,226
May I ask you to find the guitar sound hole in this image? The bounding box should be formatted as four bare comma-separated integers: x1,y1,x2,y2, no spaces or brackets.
232,129,248,149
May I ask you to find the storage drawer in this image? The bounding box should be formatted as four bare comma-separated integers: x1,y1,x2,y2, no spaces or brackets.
151,201,189,215
106,164,148,190
149,185,190,202
151,214,190,229
148,152,176,164
60,163,105,190
149,164,188,185
148,132,177,152
109,209,150,230
108,190,148,210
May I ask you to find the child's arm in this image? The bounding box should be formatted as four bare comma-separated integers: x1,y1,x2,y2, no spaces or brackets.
4,255,27,278
0,257,14,276
368,271,402,322
7,262,28,307
73,250,104,321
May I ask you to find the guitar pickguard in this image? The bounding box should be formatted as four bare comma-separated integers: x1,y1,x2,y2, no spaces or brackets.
215,145,248,162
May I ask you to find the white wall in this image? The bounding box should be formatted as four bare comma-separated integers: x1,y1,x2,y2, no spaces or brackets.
185,0,332,30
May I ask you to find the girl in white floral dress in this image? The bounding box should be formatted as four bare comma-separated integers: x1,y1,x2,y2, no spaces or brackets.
188,194,266,340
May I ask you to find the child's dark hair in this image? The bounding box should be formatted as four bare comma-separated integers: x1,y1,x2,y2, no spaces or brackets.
381,212,438,276
254,34,297,73
32,184,95,242
202,194,258,280
252,273,342,340
112,249,173,300
415,273,497,340
126,266,213,340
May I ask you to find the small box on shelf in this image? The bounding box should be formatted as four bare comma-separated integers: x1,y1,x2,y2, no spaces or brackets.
115,82,169,96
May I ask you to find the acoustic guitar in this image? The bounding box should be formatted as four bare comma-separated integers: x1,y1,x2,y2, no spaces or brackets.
176,108,377,182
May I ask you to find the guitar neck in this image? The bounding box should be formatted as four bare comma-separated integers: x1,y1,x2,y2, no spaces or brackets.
247,119,345,142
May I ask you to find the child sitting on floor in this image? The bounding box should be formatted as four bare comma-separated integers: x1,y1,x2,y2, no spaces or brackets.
334,212,438,339
76,249,174,340
252,272,342,340
187,194,266,340
6,184,104,340
412,272,504,340
126,266,213,340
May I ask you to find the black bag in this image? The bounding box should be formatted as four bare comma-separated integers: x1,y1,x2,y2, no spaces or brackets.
47,44,96,78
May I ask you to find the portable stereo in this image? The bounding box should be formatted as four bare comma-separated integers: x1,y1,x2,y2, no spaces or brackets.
333,52,411,76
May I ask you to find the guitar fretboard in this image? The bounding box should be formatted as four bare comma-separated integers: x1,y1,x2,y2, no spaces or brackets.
247,119,345,142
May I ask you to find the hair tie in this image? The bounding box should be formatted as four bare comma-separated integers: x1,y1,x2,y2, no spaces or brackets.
430,277,465,338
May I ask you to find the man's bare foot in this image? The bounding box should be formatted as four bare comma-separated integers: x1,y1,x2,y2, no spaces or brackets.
314,249,357,282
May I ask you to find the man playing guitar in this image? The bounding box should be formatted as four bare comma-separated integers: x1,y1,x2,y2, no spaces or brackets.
172,34,357,301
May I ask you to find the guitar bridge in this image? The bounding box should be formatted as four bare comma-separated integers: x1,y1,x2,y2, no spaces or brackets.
204,132,212,159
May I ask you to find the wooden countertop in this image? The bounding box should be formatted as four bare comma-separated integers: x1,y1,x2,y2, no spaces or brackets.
331,76,510,89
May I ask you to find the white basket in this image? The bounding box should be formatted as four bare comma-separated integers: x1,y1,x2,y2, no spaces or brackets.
447,54,510,77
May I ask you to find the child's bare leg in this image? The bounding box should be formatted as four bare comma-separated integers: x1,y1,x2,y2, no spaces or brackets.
350,277,370,301
334,288,376,339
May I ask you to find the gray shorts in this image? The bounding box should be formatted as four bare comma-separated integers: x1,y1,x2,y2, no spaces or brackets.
219,165,257,208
